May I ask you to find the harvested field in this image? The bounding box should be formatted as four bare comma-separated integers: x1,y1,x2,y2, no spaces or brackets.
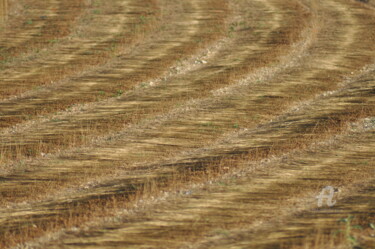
0,0,374,248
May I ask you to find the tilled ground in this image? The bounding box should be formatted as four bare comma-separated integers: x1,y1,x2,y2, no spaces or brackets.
0,0,374,248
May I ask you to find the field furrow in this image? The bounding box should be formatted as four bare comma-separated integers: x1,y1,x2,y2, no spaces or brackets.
0,0,85,63
33,125,375,249
0,0,229,128
0,0,160,99
0,0,373,185
194,182,375,249
0,54,373,248
1,0,311,161
0,0,373,248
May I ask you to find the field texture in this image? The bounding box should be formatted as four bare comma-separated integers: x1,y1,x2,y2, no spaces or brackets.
0,0,374,248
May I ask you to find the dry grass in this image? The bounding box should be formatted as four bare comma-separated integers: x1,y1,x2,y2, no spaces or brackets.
11,119,374,249
0,0,161,99
0,92,372,247
0,0,228,125
0,0,374,248
0,0,85,64
0,0,308,163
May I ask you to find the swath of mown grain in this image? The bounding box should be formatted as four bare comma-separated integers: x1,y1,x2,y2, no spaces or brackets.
0,51,373,249
0,0,309,161
0,0,374,248
0,0,85,65
0,0,161,99
35,125,374,249
0,0,228,127
1,0,374,198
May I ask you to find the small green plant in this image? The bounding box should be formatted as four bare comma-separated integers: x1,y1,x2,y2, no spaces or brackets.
48,39,59,44
216,181,228,186
228,22,238,37
252,114,260,120
98,91,105,96
116,90,123,96
233,123,239,128
213,229,230,237
140,82,148,88
202,122,213,127
105,43,116,52
335,216,363,247
370,223,375,230
26,19,33,25
139,15,147,24
239,21,246,26
195,37,203,43
92,9,101,14
27,148,34,154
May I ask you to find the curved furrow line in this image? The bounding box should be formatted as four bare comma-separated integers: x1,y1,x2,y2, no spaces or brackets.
0,0,59,50
0,0,309,161
0,0,371,194
30,126,375,249
0,0,160,99
195,181,375,249
0,0,85,62
0,54,373,248
2,63,370,200
151,0,374,152
0,0,230,128
2,0,373,173
0,0,371,193
0,0,373,248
